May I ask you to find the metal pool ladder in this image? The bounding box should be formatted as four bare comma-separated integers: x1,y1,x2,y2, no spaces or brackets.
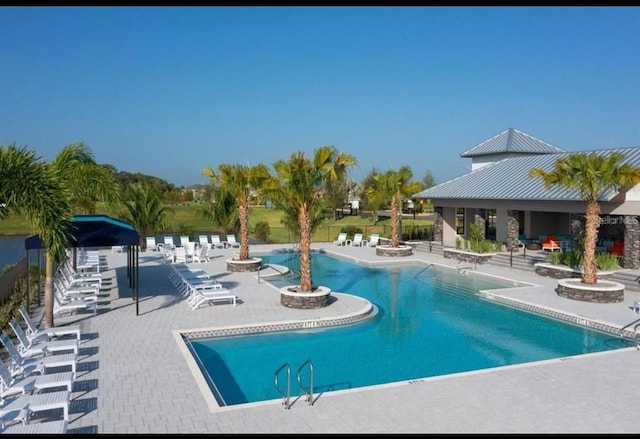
274,359,315,409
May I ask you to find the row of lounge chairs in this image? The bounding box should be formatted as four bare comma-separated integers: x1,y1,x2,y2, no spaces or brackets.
167,263,238,309
52,250,104,316
146,234,241,251
0,306,81,434
333,233,380,247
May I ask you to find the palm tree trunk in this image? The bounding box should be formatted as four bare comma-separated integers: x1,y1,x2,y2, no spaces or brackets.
298,206,312,292
44,252,55,329
391,193,400,248
238,201,249,260
582,200,600,284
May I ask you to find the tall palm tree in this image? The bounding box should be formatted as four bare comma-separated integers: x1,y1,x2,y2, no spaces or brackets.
365,166,423,248
0,144,72,261
120,182,173,248
43,142,121,327
0,144,73,328
529,151,640,284
263,146,357,292
202,164,271,261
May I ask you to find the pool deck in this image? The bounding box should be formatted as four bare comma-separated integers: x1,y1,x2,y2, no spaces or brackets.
40,243,640,433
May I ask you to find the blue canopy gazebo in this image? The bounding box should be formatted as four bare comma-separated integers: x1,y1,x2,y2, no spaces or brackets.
24,214,142,315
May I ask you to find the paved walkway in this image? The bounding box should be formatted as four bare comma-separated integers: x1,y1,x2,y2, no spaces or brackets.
33,244,640,433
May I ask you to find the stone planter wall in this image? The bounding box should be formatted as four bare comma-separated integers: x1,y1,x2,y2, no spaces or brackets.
534,263,614,280
443,249,494,265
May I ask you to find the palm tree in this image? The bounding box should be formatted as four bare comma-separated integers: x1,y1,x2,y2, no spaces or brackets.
120,182,173,249
43,142,121,327
0,144,72,261
264,146,357,292
364,166,423,248
202,164,271,261
0,144,73,328
529,151,640,284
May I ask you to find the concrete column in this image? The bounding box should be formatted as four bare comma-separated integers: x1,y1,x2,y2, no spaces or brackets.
506,209,520,251
474,208,486,240
433,206,443,243
442,207,457,246
623,215,640,269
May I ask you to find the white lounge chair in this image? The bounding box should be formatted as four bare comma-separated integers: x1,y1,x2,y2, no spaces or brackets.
18,306,81,342
0,390,70,423
0,359,74,398
1,419,67,434
199,235,209,247
163,236,176,250
366,233,380,247
186,283,237,309
192,245,209,263
334,232,347,246
9,319,79,357
210,235,224,249
145,236,158,251
0,333,77,379
227,234,240,248
180,235,190,247
351,233,364,247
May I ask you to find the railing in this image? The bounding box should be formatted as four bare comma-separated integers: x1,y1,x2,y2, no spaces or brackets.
413,264,435,279
296,359,314,406
620,317,640,345
274,363,291,409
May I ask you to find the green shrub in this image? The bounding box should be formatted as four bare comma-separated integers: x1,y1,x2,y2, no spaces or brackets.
548,251,562,265
253,221,270,243
596,252,620,270
561,249,583,268
455,236,463,250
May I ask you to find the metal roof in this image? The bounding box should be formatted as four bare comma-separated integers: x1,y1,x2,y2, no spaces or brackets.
460,128,566,158
413,147,640,201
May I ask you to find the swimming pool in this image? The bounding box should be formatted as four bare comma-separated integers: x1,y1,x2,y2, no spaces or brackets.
187,252,628,407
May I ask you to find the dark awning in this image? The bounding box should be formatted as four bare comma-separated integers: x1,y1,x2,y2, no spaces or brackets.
25,214,140,250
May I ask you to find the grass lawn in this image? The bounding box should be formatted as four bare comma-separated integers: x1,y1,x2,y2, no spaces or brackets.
0,203,433,244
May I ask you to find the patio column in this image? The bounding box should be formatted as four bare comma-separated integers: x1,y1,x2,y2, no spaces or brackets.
506,209,519,251
433,206,443,243
623,215,640,269
474,208,486,240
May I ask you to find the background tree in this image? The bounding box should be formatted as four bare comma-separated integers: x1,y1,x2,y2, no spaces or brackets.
364,166,423,247
197,187,240,234
358,167,382,223
120,182,173,248
422,170,436,189
263,146,357,292
529,151,640,284
202,163,271,261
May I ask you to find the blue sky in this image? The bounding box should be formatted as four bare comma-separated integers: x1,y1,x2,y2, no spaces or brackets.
1,6,639,188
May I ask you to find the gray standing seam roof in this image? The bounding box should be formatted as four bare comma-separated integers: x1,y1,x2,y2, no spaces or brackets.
460,128,566,157
413,146,640,201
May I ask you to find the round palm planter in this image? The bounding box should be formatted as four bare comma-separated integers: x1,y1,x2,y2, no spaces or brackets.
556,278,625,303
226,257,262,272
280,285,331,309
376,245,413,257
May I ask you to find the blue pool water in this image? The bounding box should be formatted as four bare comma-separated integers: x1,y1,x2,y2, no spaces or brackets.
188,252,627,406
